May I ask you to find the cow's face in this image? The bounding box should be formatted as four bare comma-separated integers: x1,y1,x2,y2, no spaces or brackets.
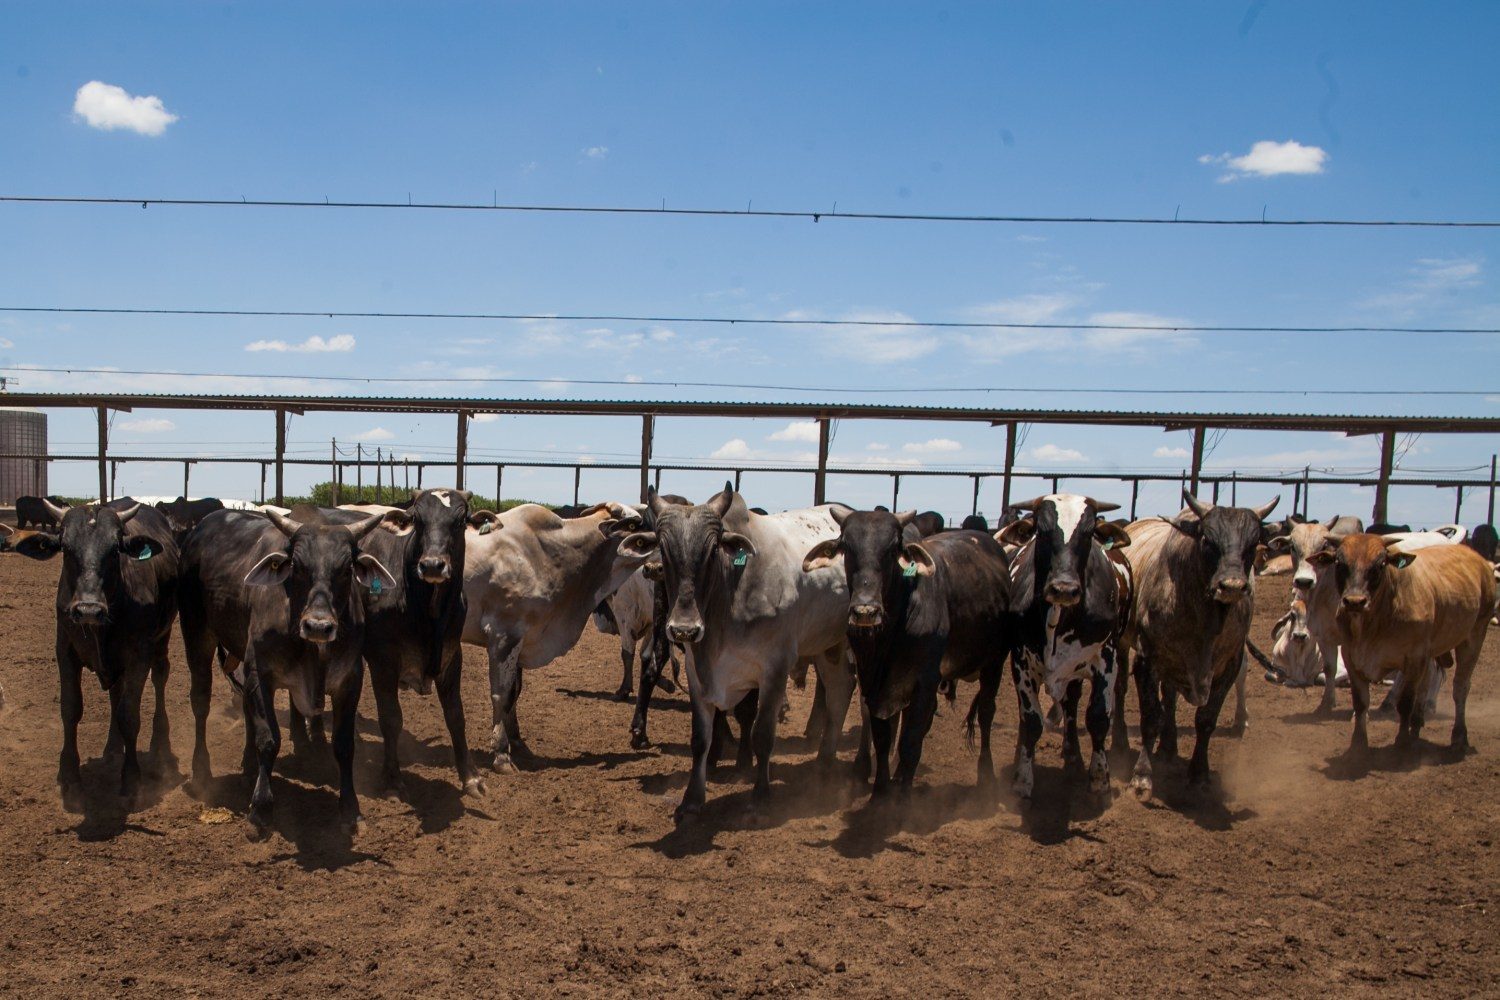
618,485,752,645
802,509,933,632
395,488,472,584
1166,494,1279,605
153,501,195,539
244,510,395,643
20,503,158,625
1307,532,1415,615
1002,494,1124,609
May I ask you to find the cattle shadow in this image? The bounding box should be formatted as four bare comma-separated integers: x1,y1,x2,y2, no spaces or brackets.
63,750,181,842
1321,739,1469,782
389,768,494,836
1128,760,1258,832
1283,707,1351,726
814,780,1001,858
1001,765,1114,845
631,758,861,858
555,687,691,713
516,746,656,772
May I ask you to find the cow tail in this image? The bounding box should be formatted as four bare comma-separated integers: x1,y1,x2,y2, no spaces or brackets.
963,692,982,751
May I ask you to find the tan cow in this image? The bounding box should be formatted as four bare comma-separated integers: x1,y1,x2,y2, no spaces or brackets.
1308,534,1494,754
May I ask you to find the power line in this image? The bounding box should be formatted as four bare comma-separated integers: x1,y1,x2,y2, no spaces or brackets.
3,194,1496,228
7,364,1498,397
1,305,1495,336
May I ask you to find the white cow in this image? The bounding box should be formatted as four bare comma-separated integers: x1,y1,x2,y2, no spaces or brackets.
595,568,680,701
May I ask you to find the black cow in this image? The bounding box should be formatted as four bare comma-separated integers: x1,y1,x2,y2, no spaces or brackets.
10,498,178,809
318,490,485,797
16,495,70,530
803,509,1011,795
179,507,394,834
154,497,226,539
913,511,945,537
1367,522,1411,535
1465,524,1498,563
960,514,990,532
1122,492,1278,796
997,495,1132,798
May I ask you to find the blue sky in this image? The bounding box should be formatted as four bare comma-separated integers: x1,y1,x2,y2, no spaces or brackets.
1,2,1497,523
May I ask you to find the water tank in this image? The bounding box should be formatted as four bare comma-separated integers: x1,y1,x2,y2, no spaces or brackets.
0,408,47,504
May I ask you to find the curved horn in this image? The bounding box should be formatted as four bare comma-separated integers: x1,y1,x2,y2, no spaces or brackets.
1251,495,1281,521
831,505,852,527
895,509,917,528
1011,496,1045,512
647,485,666,518
42,498,70,522
1183,492,1213,519
1085,497,1121,514
707,481,734,518
266,507,302,538
347,511,389,541
114,502,142,524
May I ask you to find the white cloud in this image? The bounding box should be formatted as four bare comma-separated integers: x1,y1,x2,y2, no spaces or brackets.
1081,312,1196,352
957,305,1195,361
245,334,356,353
73,80,178,136
472,413,501,423
1363,256,1484,315
0,338,13,348
711,438,753,460
118,417,175,433
865,443,890,451
1199,140,1328,181
769,420,820,443
790,309,938,364
902,438,962,454
1027,443,1087,463
964,293,1075,325
582,145,609,159
1154,446,1190,459
356,427,395,441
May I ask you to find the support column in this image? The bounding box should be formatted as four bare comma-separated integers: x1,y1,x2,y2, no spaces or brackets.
274,408,287,506
971,476,981,517
1001,421,1017,514
330,440,340,505
892,473,901,510
1454,486,1464,524
496,465,503,505
733,470,742,492
183,461,191,499
1129,479,1140,520
814,417,830,505
455,411,470,490
96,406,108,503
1488,454,1496,526
1372,429,1395,525
639,414,654,503
573,466,581,506
1189,425,1205,497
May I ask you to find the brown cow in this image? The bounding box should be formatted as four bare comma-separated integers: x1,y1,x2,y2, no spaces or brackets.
1308,534,1494,754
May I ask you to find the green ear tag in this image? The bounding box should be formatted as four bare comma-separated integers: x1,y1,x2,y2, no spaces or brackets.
903,562,918,579
732,550,748,567
136,543,152,561
370,577,383,595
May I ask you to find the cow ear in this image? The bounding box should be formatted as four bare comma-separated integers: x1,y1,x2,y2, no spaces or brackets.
119,536,159,561
468,510,501,534
801,539,842,573
11,532,61,560
381,509,415,535
1161,512,1201,538
618,531,659,560
354,553,398,590
1253,543,1269,572
1266,535,1292,553
995,518,1035,547
1387,548,1417,570
244,552,293,587
899,543,937,577
1094,520,1131,550
1306,549,1337,567
720,532,756,560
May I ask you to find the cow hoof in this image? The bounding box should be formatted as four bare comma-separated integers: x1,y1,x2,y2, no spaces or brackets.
382,775,408,800
59,782,85,814
655,676,678,694
1011,780,1034,801
611,686,632,702
491,753,517,774
673,802,702,827
1130,774,1153,799
742,804,773,828
462,776,488,798
343,814,366,838
1230,717,1249,737
1088,758,1110,796
246,815,273,841
629,730,650,751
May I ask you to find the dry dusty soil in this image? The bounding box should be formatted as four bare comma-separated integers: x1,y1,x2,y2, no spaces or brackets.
0,556,1496,998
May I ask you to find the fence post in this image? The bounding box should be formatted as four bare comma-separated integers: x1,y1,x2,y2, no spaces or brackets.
375,446,383,504
573,466,581,506
1489,454,1496,526
814,418,830,505
1189,425,1205,496
1001,421,1017,514
1130,479,1139,520
183,460,190,499
639,414,653,503
455,410,470,490
1301,465,1310,519
1455,486,1464,523
1231,470,1237,506
734,469,742,492
892,473,900,510
1372,428,1395,525
330,439,340,505
273,408,287,506
496,464,503,506
96,406,108,503
971,476,981,516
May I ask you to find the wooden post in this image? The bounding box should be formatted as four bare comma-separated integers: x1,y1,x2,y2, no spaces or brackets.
1051,476,1059,495
110,460,117,501
892,473,900,510
356,443,363,499
330,440,340,505
814,417,830,505
1488,454,1496,526
1001,421,1017,514
1372,429,1395,525
1211,478,1220,504
259,463,267,505
971,476,981,516
455,411,469,490
1189,426,1205,497
573,466,581,506
182,461,190,499
375,447,383,504
496,465,503,506
274,408,287,506
1454,486,1464,523
639,415,654,503
96,406,108,503
1129,479,1140,520
653,467,661,492
734,470,742,492
1293,479,1302,518
1231,470,1237,506
1302,465,1311,519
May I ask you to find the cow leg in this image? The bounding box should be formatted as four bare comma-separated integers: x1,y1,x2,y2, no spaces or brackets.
57,639,85,811
148,641,175,773
1085,649,1117,795
184,625,216,793
1395,661,1426,754
1158,684,1180,759
1315,639,1340,716
108,663,148,807
852,698,873,785
708,709,731,770
1348,672,1371,754
869,713,895,796
803,673,828,745
970,656,1003,793
675,664,715,825
368,656,406,796
331,668,363,834
1379,671,1404,715
614,638,634,702
748,677,786,814
485,631,523,772
1422,656,1448,717
1187,659,1239,789
1110,645,1131,756
1229,654,1249,737
245,665,281,837
1130,651,1161,798
733,690,759,773
288,705,313,754
1061,678,1084,772
1450,634,1483,753
631,581,671,749
815,654,855,767
1011,655,1044,801
437,649,484,797
894,670,941,790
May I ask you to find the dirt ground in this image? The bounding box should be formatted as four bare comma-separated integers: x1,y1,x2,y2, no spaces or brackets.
1,556,1496,999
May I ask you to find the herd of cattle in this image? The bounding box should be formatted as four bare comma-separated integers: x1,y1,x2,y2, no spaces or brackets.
1,485,1496,837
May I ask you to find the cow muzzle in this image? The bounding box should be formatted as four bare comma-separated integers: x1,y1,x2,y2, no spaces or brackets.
300,616,339,643
68,601,108,626
667,619,704,644
1291,631,1309,644
417,556,451,583
848,604,884,630
1212,577,1248,604
1292,575,1314,592
1341,593,1369,613
1044,579,1082,607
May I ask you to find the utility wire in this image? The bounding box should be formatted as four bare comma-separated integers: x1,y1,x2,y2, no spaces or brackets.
7,364,1498,397
1,305,1494,336
3,194,1496,228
